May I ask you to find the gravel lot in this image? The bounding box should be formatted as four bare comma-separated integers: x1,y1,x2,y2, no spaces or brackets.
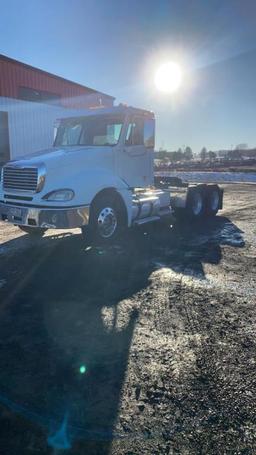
0,183,255,455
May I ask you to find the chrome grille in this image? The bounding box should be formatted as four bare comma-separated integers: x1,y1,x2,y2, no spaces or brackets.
3,166,38,192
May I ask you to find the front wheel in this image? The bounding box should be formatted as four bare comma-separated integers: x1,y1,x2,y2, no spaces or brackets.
18,226,47,237
81,193,126,246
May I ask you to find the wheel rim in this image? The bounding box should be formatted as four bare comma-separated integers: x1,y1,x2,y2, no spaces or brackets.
210,191,219,211
97,207,117,238
192,193,203,216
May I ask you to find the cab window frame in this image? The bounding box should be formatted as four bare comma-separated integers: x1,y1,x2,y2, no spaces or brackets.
125,116,155,148
125,117,144,147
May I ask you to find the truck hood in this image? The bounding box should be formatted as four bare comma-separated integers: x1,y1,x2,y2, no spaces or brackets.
9,147,94,169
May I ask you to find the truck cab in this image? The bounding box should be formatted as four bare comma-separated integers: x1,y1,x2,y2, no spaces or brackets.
0,105,223,244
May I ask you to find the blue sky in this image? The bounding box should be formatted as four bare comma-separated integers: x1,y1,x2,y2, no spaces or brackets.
0,0,256,152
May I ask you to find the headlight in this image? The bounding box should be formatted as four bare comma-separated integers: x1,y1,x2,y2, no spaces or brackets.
43,189,75,201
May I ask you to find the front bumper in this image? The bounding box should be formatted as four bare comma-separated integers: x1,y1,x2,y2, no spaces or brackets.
0,202,90,229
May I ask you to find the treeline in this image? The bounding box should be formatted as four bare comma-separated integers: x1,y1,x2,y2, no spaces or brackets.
155,146,256,162
156,147,193,162
201,147,256,160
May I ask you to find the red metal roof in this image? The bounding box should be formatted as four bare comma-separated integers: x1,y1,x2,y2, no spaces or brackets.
0,54,114,109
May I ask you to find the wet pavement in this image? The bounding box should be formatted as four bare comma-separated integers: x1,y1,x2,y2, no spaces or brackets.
0,183,255,454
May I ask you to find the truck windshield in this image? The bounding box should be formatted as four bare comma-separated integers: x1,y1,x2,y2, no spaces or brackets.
54,115,124,147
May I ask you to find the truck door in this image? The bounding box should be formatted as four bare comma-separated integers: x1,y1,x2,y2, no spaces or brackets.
116,116,154,188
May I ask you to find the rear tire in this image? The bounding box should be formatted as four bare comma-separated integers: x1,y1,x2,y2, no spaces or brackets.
185,188,204,218
18,226,47,237
204,186,220,216
81,193,126,246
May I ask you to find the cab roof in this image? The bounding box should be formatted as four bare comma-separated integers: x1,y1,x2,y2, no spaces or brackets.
57,105,154,122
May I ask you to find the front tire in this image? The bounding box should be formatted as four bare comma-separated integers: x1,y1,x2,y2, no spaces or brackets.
81,193,126,246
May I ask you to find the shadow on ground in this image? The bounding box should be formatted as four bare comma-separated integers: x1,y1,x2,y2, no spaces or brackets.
0,216,244,454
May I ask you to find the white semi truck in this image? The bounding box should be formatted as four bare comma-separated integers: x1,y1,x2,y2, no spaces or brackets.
0,105,223,244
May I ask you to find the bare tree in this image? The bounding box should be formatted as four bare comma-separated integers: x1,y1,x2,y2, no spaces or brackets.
183,146,193,161
200,147,207,161
208,151,217,161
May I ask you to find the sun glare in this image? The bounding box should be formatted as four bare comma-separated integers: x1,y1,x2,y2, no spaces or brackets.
155,61,182,93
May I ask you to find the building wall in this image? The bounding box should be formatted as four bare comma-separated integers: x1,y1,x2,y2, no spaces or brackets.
0,56,114,109
0,56,115,162
0,97,103,160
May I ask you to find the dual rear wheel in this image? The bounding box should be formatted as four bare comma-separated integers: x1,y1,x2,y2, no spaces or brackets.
185,185,221,219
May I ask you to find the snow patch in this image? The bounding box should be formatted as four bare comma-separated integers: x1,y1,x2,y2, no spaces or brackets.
156,170,256,184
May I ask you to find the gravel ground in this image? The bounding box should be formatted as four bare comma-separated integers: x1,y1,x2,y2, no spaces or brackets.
0,183,255,455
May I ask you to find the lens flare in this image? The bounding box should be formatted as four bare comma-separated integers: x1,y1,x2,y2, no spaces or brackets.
155,61,182,93
79,365,87,374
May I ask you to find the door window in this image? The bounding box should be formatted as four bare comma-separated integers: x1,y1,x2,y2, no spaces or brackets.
125,118,144,146
125,117,155,147
144,119,155,148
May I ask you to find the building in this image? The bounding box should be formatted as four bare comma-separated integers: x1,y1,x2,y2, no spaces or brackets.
0,54,114,163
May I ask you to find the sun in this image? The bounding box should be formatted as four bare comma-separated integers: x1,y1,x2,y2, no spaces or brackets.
154,61,182,93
